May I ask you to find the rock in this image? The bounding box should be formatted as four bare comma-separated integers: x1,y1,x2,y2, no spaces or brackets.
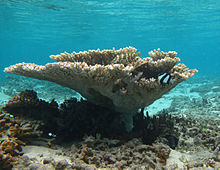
42,157,54,164
54,159,69,170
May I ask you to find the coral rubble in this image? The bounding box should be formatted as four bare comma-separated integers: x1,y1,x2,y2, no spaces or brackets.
68,138,171,169
0,108,42,169
4,47,197,117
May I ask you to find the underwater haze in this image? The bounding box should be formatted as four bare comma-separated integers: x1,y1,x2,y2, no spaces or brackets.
0,0,220,76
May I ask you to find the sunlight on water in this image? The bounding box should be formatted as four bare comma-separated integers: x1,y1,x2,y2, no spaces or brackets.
0,0,220,74
1,0,220,42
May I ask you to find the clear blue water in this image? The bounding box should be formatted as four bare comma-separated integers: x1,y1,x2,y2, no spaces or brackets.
0,0,220,76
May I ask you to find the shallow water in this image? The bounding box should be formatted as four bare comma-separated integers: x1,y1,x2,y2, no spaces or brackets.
0,1,220,169
0,0,220,75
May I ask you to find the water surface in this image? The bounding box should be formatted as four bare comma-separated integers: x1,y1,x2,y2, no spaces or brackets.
0,0,220,75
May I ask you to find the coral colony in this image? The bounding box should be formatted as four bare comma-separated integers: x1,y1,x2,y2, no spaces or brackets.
1,47,201,168
4,47,197,116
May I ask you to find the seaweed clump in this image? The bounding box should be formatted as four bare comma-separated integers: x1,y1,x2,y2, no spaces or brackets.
2,90,127,143
2,90,61,137
3,90,178,149
131,109,179,149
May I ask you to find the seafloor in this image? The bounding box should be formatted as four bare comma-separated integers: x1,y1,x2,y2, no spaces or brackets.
0,74,219,169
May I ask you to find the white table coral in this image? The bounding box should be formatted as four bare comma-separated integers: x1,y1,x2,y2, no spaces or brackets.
4,47,197,116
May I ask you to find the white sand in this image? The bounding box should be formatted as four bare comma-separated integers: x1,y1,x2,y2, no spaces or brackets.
22,145,71,164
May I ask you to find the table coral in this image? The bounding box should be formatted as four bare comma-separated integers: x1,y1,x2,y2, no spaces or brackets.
4,47,197,116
